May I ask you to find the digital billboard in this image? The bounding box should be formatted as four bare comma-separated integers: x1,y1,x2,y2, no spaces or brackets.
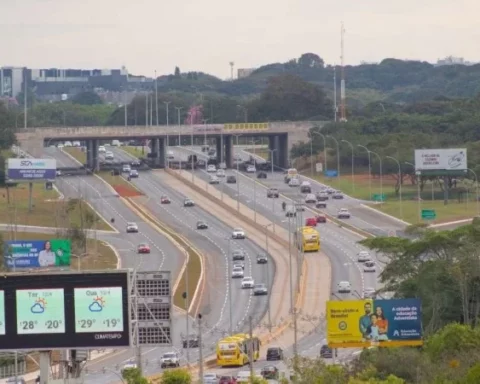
326,299,423,348
414,148,467,171
4,239,71,269
0,271,131,351
6,158,56,182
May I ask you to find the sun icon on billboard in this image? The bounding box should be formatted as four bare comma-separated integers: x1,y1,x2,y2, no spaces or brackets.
88,296,106,312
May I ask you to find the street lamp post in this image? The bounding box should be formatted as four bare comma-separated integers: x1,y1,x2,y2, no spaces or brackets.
405,161,421,222
327,135,340,179
386,156,403,220
227,239,233,335
370,150,383,202
232,134,243,212
357,145,372,201
175,107,183,146
341,139,355,193
202,119,209,147
268,149,276,175
312,131,327,176
263,223,273,332
467,168,479,215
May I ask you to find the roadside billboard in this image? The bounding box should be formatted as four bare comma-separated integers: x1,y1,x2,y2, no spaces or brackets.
4,239,71,269
6,158,56,182
326,299,423,348
414,149,467,171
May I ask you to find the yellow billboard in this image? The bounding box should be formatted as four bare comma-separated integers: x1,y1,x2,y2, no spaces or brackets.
223,123,269,131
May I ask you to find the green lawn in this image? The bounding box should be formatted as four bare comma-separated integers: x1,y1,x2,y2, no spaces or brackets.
63,147,86,164
123,146,145,158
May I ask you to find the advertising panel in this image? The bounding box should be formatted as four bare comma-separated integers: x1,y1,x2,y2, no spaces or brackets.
223,123,269,130
4,239,71,269
414,148,467,171
0,271,131,350
6,158,56,182
326,299,423,348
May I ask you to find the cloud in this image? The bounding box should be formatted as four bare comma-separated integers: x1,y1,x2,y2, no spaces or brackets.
30,303,45,314
89,301,103,312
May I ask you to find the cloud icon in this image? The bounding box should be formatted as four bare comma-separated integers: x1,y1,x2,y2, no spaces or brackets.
89,301,103,312
31,303,45,314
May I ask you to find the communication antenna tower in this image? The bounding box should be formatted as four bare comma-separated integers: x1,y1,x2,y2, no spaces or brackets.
339,22,347,122
229,62,235,80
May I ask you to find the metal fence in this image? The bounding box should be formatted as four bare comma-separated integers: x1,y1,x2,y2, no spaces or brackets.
0,361,26,379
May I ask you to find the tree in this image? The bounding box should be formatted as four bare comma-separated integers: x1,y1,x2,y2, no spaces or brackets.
121,367,148,384
71,91,103,105
160,368,191,384
174,66,181,78
298,53,324,69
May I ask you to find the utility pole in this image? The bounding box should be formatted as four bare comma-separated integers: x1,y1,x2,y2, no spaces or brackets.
24,69,27,129
124,89,128,126
340,22,347,122
145,94,148,127
155,70,159,126
248,315,254,379
333,66,337,122
198,314,204,383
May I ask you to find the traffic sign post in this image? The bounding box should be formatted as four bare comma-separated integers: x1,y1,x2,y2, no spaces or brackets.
421,209,437,220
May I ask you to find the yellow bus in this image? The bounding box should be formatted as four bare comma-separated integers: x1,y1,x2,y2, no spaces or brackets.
216,333,260,367
295,226,320,252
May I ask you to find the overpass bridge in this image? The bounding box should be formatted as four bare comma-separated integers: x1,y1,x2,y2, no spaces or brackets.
16,121,326,170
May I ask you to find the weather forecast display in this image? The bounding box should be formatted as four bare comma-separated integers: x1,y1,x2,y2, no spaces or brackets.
74,287,124,333
16,289,65,334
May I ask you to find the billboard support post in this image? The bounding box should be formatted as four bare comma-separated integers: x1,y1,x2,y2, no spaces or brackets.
40,351,50,383
28,182,33,212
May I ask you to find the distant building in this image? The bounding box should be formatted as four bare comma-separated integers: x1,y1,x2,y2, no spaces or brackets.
237,68,256,79
435,56,477,66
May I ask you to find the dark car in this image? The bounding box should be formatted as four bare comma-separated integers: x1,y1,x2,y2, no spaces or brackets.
256,254,268,264
226,175,237,184
316,202,327,209
201,145,209,152
284,175,291,184
182,334,199,348
266,347,283,361
320,344,337,358
261,365,279,379
316,193,329,201
196,221,208,230
300,185,311,193
129,169,139,178
266,188,279,198
316,214,327,223
232,250,246,261
184,198,195,207
332,192,344,199
257,172,267,179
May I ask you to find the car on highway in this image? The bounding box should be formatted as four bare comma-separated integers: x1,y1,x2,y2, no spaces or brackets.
57,143,64,148
182,334,199,348
316,201,327,209
160,352,180,368
316,214,327,223
208,149,216,156
285,208,296,217
316,191,329,201
233,262,245,270
326,187,336,194
137,243,150,254
266,188,279,198
363,287,376,298
288,178,300,187
201,145,209,152
241,276,255,289
357,251,371,262
246,165,256,173
257,171,267,179
129,169,139,178
56,170,62,177
363,260,376,272
236,371,252,383
332,191,344,199
261,365,279,379
300,181,312,193
130,160,141,167
126,222,139,233
202,373,219,383
305,217,317,227
226,175,236,184
160,196,171,204
338,281,352,293
64,141,73,147
209,175,220,184
337,208,351,219
207,164,217,173
167,151,174,159
98,145,106,153
256,254,268,264
184,198,195,207
266,347,284,361
232,250,246,260
122,164,131,173
196,221,208,230
320,344,337,358
105,151,114,160
253,283,268,296
231,267,244,278
296,204,305,212
121,362,138,374
305,193,317,203
216,169,225,177
218,375,236,384
232,228,246,239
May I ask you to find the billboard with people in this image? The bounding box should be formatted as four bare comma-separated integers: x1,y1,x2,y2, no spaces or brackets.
4,239,71,269
326,299,423,348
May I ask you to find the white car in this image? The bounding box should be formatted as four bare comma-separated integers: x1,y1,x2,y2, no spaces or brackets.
122,164,131,173
236,371,251,383
98,145,106,153
357,251,371,262
232,228,246,239
105,151,114,160
289,178,300,187
64,141,73,147
121,362,138,374
241,277,255,289
300,181,311,187
363,287,376,298
337,281,351,293
232,267,244,278
126,222,139,233
56,170,62,177
57,143,64,148
202,373,220,384
216,169,225,177
207,164,216,173
246,165,256,173
167,151,174,159
337,208,351,219
253,283,268,296
209,176,220,184
72,141,81,147
305,194,317,204
363,261,376,272
160,352,180,368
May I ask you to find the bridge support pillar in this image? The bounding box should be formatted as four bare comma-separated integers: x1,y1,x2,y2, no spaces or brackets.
278,134,289,169
153,138,166,168
224,135,233,169
92,139,100,172
86,140,94,169
268,136,280,169
216,136,222,165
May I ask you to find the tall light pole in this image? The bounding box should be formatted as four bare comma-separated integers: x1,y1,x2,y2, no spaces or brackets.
341,139,354,193
233,134,243,212
227,239,233,335
154,70,159,126
358,145,372,200
236,105,248,123
327,135,340,179
268,149,276,175
175,107,183,146
164,101,171,156
405,161,421,222
145,94,149,127
386,156,403,219
467,168,480,215
124,89,128,127
252,138,259,222
202,119,209,147
370,150,383,202
263,223,273,332
312,131,327,175
309,131,314,178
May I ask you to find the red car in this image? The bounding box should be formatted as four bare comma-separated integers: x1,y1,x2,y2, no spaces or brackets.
219,376,236,384
137,243,151,254
305,217,317,227
316,214,327,223
160,196,171,204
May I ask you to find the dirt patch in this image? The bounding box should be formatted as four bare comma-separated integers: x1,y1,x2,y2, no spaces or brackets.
113,185,143,197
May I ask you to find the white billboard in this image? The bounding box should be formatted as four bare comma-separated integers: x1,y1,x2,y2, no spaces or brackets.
414,148,467,171
7,158,56,182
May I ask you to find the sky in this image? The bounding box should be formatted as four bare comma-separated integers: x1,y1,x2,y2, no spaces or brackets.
2,0,480,79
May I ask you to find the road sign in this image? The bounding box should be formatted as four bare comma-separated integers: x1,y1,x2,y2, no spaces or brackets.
421,209,437,220
324,170,338,177
6,158,56,182
373,194,386,202
315,163,323,173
